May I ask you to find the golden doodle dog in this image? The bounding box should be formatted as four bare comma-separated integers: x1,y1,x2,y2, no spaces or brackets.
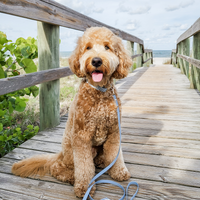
12,27,133,197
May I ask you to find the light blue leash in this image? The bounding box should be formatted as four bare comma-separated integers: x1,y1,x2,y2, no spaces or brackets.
83,85,139,200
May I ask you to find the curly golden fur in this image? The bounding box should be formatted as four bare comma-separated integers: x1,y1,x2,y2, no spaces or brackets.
12,27,133,198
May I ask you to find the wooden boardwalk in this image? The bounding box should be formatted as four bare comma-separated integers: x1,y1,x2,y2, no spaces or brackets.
1,64,200,199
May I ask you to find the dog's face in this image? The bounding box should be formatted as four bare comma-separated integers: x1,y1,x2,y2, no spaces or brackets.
69,27,132,86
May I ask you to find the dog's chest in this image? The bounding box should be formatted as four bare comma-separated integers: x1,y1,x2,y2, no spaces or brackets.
92,99,118,146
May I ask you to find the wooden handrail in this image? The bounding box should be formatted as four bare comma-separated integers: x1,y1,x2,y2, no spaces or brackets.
144,49,153,53
0,0,150,130
177,17,200,45
177,54,200,70
0,67,73,96
0,0,143,45
171,17,200,92
143,57,152,64
131,54,143,59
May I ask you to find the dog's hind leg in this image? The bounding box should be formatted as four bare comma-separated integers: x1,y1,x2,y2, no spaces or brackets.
50,138,75,185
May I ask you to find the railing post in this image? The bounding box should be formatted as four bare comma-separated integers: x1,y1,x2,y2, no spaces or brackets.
151,51,153,64
143,52,147,67
177,42,185,74
182,38,190,78
127,41,134,72
137,44,143,68
37,22,60,131
192,32,200,91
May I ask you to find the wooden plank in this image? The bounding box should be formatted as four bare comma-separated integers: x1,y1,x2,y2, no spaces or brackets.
144,49,152,53
1,170,200,200
1,157,200,190
0,67,73,96
29,134,200,159
182,38,190,77
177,54,200,70
143,57,152,64
38,22,60,130
131,54,143,59
0,0,143,45
136,44,143,68
177,17,200,44
4,145,200,173
193,32,200,91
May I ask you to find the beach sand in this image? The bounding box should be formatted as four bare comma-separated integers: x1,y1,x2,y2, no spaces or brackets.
153,57,171,65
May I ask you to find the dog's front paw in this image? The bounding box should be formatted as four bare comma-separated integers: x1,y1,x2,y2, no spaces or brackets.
109,166,131,181
74,181,96,198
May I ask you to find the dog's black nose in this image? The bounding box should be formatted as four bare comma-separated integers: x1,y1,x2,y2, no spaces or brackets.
92,57,102,68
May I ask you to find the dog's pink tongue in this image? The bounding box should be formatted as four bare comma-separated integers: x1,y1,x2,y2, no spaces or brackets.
92,72,103,82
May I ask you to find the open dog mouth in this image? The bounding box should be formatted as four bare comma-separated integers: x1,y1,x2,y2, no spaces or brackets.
91,70,103,82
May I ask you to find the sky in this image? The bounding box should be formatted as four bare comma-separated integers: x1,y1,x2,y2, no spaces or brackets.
0,0,199,51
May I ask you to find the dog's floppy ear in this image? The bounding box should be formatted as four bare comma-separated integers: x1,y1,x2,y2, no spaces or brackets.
68,37,85,78
112,36,133,79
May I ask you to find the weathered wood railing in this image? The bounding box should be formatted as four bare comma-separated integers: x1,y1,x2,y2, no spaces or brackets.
0,0,153,130
171,17,200,91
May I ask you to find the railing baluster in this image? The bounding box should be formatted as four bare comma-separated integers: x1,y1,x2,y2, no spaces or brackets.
137,44,143,68
193,32,200,91
182,38,190,78
37,22,60,130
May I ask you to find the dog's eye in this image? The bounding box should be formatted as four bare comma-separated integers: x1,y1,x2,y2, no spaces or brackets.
87,46,91,50
105,45,110,50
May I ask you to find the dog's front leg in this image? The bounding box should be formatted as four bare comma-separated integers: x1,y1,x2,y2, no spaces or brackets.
72,132,95,197
103,126,131,181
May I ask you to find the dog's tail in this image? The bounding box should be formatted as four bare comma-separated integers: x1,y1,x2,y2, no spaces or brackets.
12,152,62,178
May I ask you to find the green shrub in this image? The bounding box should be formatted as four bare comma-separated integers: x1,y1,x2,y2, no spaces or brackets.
0,31,39,157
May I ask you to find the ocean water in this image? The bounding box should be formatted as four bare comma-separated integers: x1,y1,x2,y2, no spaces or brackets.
60,50,172,58
153,50,171,58
60,51,72,58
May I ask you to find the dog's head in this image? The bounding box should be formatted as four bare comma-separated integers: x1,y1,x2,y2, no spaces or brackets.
69,27,132,86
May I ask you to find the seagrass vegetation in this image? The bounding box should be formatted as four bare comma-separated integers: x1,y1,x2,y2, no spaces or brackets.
0,31,39,157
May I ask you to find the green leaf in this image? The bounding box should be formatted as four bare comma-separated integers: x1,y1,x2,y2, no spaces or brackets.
0,109,6,117
29,86,39,97
21,46,32,58
0,65,5,79
0,36,8,45
25,88,31,95
15,97,26,112
34,126,39,133
21,58,37,73
27,125,33,129
15,127,21,131
8,101,14,114
0,123,3,131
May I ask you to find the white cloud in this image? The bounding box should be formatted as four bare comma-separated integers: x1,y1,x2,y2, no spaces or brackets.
165,4,180,11
180,24,188,30
162,24,171,30
181,0,195,8
129,5,151,15
165,0,195,11
162,23,188,31
126,20,139,30
55,0,104,15
117,2,151,15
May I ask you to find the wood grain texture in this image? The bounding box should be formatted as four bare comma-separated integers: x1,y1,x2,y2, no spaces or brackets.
136,44,143,68
144,49,152,53
177,54,200,70
193,32,200,91
177,17,200,44
38,22,60,130
0,0,143,45
1,65,200,199
0,67,73,96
